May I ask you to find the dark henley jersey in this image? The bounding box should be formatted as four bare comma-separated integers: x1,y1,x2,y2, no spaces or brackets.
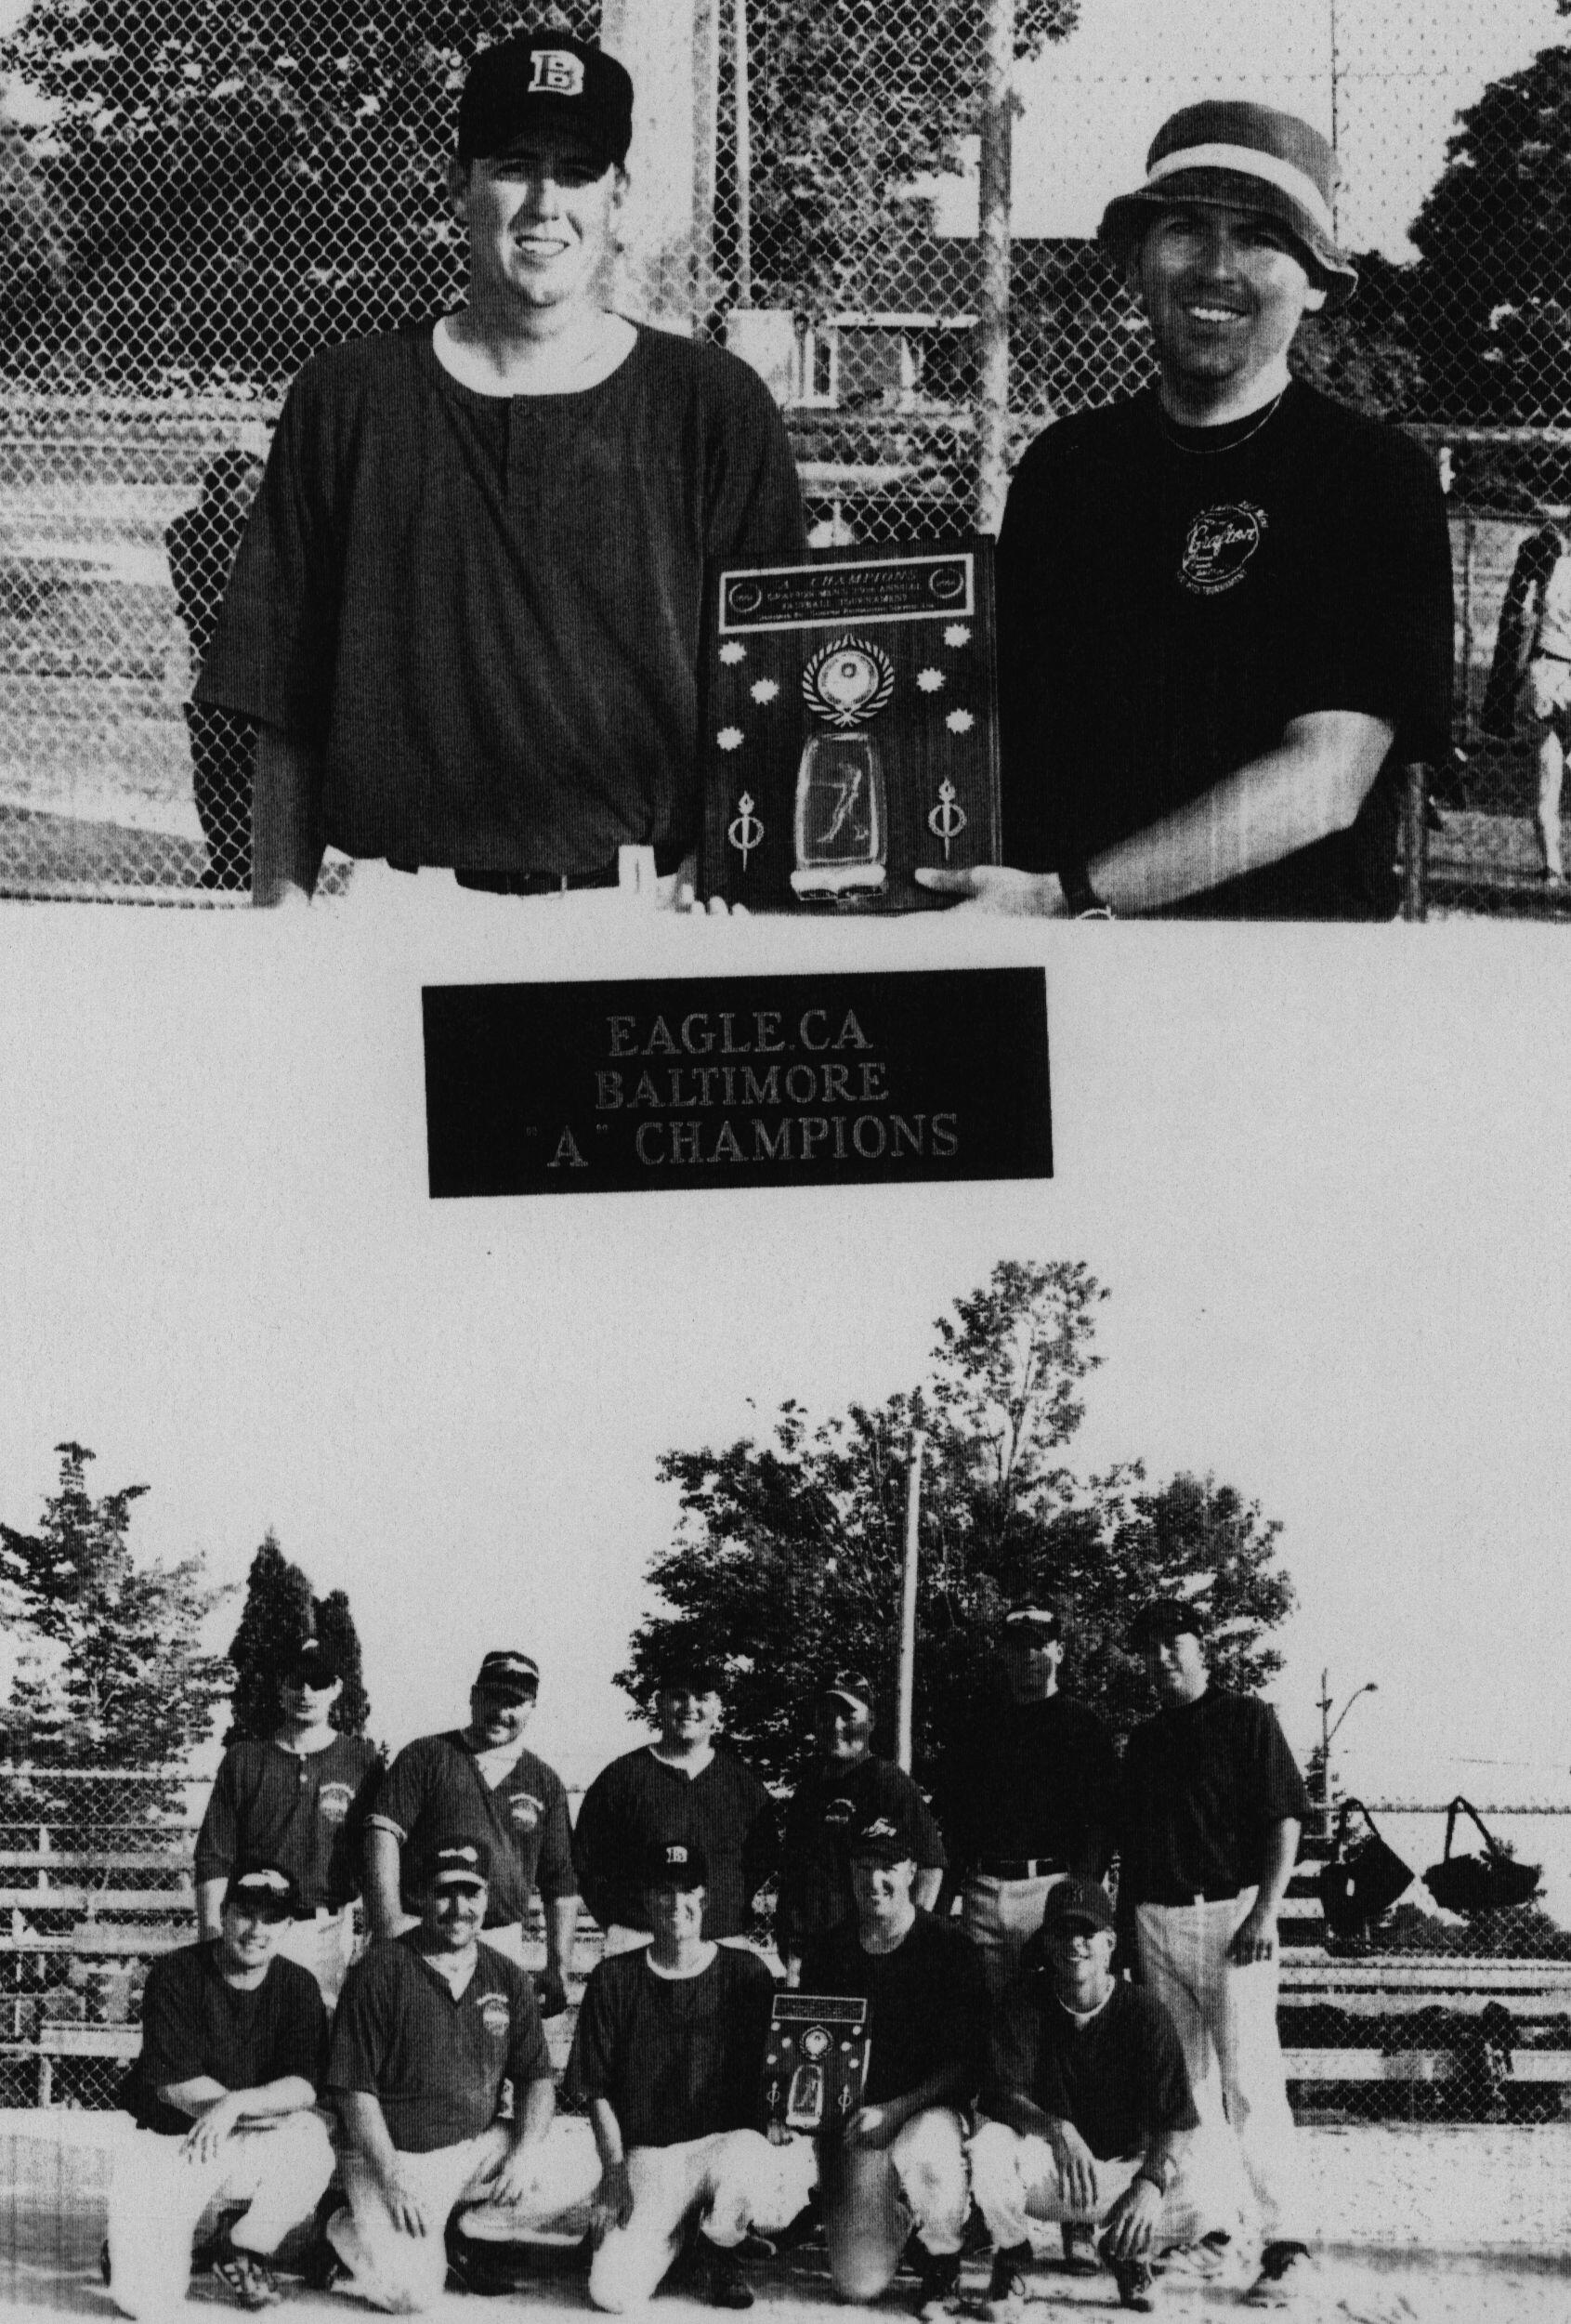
777,1755,947,1955
990,1967,1198,2162
996,381,1454,918
128,1940,327,2136
194,1732,381,1914
196,324,806,878
372,1731,574,1930
939,1692,1118,1877
327,1931,548,2154
572,1745,779,1940
564,1943,776,2149
797,1909,987,2110
1119,1689,1310,1909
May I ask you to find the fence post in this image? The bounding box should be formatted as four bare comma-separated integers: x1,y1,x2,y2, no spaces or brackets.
974,0,1015,533
1403,762,1429,922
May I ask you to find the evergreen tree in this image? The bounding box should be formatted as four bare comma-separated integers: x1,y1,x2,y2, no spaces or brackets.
223,1531,372,1742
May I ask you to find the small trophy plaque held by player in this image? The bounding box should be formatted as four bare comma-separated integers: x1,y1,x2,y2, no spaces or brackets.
700,547,1001,913
763,1994,871,2135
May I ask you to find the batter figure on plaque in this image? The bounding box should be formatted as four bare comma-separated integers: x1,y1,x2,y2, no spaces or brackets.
792,638,896,899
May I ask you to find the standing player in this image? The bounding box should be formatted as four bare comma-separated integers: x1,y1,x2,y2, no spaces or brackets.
1118,1600,1313,2308
365,1648,577,2011
938,1601,1118,2002
776,1669,946,1981
193,30,805,906
573,1660,779,1953
106,1863,334,2316
969,1879,1223,2316
323,1838,601,2309
798,1811,988,2316
566,1840,817,2311
194,1642,380,2004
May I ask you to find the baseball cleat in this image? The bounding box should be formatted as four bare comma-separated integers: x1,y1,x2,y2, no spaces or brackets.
977,2239,1031,2318
1060,2221,1100,2273
913,2248,963,2317
208,2249,282,2309
1244,2241,1315,2306
704,2247,755,2309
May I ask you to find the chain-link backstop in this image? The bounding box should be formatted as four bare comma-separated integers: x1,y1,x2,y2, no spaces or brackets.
0,0,1569,909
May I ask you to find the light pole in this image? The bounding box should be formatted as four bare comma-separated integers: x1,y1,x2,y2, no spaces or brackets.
1316,1668,1378,1835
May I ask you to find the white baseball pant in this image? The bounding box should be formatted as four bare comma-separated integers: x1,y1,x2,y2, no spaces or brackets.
967,2119,1215,2250
1134,1889,1304,2245
823,2106,972,2303
589,2130,818,2313
962,1873,1067,2002
106,2110,335,2317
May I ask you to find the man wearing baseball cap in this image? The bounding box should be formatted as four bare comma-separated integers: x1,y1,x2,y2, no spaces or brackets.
1117,1599,1312,2307
322,1837,601,2306
920,99,1452,922
106,1863,334,2315
196,29,805,908
798,1809,988,2317
366,1648,578,2014
969,1879,1224,2317
566,1839,815,2310
195,1641,380,2004
776,1669,947,1980
573,1656,779,1955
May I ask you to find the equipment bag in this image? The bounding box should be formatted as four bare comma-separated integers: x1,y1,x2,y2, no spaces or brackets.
1316,1799,1413,1940
1422,1797,1541,1917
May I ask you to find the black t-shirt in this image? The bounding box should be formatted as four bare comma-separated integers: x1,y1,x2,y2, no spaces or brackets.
327,1932,549,2154
990,1967,1198,2162
195,324,805,877
572,1745,779,1940
372,1731,575,1928
564,1944,776,2150
1119,1690,1310,1908
797,1910,986,2110
128,1941,328,2136
777,1756,947,1953
193,1734,381,1912
938,1693,1117,1874
996,382,1454,917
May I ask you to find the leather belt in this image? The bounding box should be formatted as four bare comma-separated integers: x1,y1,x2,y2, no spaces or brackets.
976,1857,1066,1881
389,841,688,894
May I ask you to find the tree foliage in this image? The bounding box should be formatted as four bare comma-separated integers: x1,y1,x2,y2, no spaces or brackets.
628,1264,1295,1794
0,1441,232,1768
224,1529,371,1743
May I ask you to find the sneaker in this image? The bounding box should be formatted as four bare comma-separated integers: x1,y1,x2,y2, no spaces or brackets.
1060,2222,1100,2274
979,2240,1031,2319
208,2249,283,2309
704,2246,755,2310
1156,2231,1236,2288
444,2223,516,2297
1244,2242,1314,2307
914,2250,963,2318
1098,2230,1159,2313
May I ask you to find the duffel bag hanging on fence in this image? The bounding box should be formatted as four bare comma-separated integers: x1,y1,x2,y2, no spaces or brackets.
1316,1799,1413,1939
1422,1797,1541,1916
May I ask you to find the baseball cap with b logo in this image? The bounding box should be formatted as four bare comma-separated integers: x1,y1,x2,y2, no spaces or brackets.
457,33,635,170
642,1839,710,1890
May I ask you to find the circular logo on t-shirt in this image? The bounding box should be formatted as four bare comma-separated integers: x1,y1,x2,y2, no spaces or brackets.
1178,502,1268,597
317,1781,354,1827
479,1994,511,2039
823,1796,857,1831
507,1791,543,1832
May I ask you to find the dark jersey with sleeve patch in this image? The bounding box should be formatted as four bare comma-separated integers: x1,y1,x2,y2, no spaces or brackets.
563,1943,776,2149
572,1745,779,1940
796,1909,987,2110
194,323,805,878
370,1730,574,1930
988,1962,1198,2162
938,1693,1117,1876
777,1755,947,1956
996,382,1454,918
127,1940,328,2136
193,1733,381,1913
1118,1690,1310,1908
326,1930,548,2154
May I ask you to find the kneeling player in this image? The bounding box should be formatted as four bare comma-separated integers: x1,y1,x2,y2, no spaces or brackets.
107,1863,334,2315
798,1812,988,2316
567,1841,817,2312
323,1838,599,2310
968,1880,1224,2315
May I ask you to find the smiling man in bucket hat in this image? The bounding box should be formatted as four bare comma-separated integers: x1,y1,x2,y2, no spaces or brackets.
920,99,1453,923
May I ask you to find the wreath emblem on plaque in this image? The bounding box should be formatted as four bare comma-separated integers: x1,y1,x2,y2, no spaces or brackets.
801,636,896,729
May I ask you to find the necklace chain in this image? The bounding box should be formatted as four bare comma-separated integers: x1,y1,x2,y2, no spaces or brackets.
1153,384,1288,455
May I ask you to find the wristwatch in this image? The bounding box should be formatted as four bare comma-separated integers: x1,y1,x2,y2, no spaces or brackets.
1059,860,1114,919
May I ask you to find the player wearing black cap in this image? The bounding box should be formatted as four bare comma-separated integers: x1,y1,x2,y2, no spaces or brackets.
105,1864,334,2316
936,1601,1118,2004
573,1660,779,1952
195,27,805,908
1119,1600,1313,2308
776,1671,947,1984
797,1810,988,2317
969,1878,1226,2317
365,1648,578,2013
566,1840,816,2311
194,1643,380,2004
323,1837,601,2310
